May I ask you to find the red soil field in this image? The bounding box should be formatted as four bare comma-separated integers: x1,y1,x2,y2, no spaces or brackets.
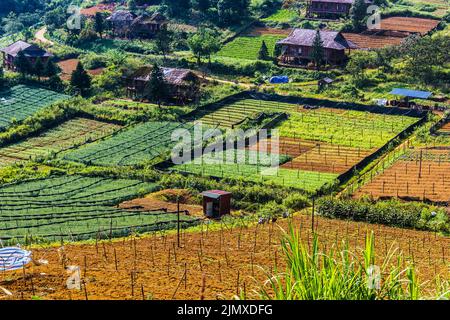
58,59,104,81
378,17,440,35
248,27,292,36
246,137,374,174
439,122,450,134
354,149,450,202
343,33,404,49
80,4,115,17
282,143,375,174
119,191,204,218
1,215,448,300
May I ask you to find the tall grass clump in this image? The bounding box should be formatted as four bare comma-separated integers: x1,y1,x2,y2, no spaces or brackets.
258,224,449,300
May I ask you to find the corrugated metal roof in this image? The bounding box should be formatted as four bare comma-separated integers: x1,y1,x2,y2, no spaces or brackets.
0,40,52,58
107,10,135,21
390,88,432,99
277,29,358,50
201,190,231,199
130,66,197,85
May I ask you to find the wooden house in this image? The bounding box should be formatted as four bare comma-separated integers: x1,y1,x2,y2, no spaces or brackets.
130,13,167,39
1,41,53,71
277,29,358,66
107,10,167,39
125,66,200,103
307,0,372,18
107,10,136,37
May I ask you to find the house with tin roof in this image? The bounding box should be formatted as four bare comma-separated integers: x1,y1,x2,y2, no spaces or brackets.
307,0,372,18
277,29,358,66
1,40,53,71
124,66,200,102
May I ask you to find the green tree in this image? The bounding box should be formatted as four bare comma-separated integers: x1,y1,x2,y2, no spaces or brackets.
15,50,32,77
34,57,44,81
0,67,4,89
156,24,174,61
350,0,367,31
70,62,91,97
163,0,191,18
217,0,250,26
143,64,168,108
94,12,105,39
44,59,59,77
258,40,270,61
2,12,24,40
346,51,376,87
44,7,66,31
310,30,324,71
47,75,64,92
128,0,138,11
187,28,221,66
23,28,33,42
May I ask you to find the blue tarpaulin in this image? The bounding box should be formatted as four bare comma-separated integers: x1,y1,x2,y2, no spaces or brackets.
390,88,432,99
0,247,32,272
269,76,289,84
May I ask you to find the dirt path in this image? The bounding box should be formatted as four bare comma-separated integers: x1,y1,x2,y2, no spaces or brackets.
0,215,448,300
35,27,54,46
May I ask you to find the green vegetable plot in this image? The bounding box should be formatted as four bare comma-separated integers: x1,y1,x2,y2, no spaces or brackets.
0,85,70,130
0,175,199,243
63,121,195,166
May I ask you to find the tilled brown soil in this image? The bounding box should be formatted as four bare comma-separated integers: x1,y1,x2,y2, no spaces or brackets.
0,215,448,300
354,160,450,202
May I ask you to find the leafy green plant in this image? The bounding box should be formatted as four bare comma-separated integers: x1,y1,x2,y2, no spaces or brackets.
259,225,450,300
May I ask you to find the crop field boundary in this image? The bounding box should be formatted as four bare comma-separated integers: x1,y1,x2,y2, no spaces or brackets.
185,91,427,120
430,113,450,135
156,112,289,171
333,114,429,191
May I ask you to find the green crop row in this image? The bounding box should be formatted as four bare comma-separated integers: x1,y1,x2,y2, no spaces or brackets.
0,117,122,167
0,85,70,130
216,35,284,61
63,121,196,166
0,175,199,243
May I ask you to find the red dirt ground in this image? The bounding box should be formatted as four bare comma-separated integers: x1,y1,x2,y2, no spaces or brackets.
378,17,440,35
343,33,404,49
439,122,450,134
354,149,450,202
248,27,292,36
58,59,104,81
80,4,115,17
119,191,204,218
0,215,448,300
246,137,375,174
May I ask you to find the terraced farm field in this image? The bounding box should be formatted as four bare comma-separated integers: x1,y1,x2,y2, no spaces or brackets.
343,33,404,49
0,85,70,130
193,99,297,128
174,159,338,191
248,138,376,174
378,17,441,35
63,121,195,166
180,98,422,191
216,35,285,60
0,175,199,243
261,9,299,23
277,108,419,149
354,148,450,202
0,118,122,167
438,121,450,135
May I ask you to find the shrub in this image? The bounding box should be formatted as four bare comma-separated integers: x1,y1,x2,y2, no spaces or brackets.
282,194,311,212
317,198,449,233
258,201,287,219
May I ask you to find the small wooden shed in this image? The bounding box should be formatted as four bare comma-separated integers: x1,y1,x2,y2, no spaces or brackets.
201,190,231,218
